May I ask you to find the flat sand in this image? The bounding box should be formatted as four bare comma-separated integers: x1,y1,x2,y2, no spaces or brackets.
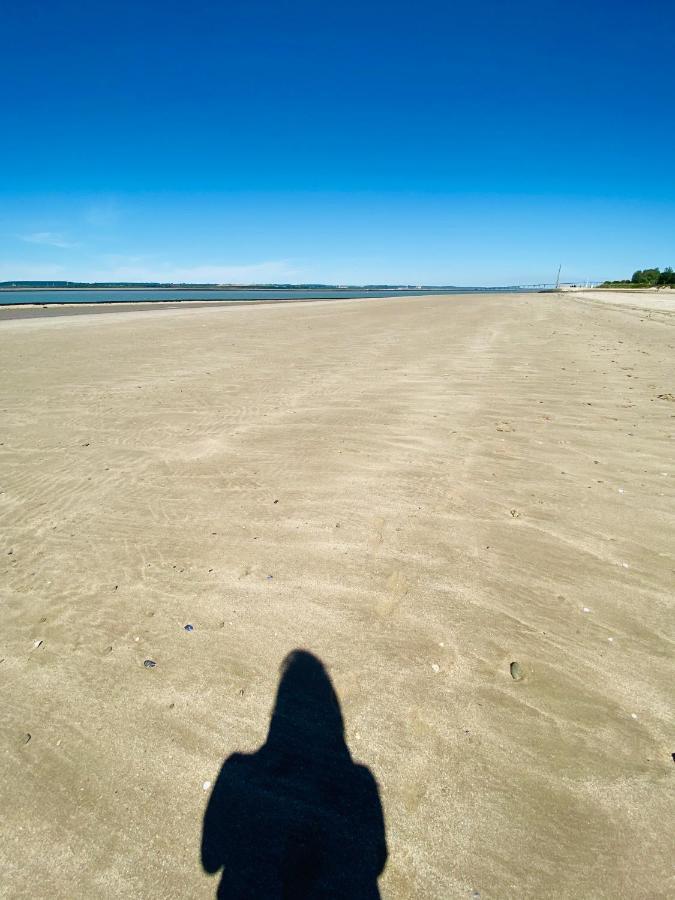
1,292,673,898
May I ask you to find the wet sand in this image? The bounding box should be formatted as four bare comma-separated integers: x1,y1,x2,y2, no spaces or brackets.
0,292,673,898
0,294,398,322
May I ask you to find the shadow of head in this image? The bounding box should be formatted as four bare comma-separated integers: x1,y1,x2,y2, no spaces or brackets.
201,649,387,898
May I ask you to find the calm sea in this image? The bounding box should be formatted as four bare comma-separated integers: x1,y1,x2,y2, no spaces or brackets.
0,287,520,306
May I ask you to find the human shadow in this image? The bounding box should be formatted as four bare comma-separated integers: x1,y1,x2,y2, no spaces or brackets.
201,649,387,898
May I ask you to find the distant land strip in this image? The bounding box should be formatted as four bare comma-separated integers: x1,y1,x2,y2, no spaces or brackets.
0,281,535,291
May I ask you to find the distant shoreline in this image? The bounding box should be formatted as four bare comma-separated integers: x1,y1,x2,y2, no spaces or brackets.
0,293,438,321
1,285,468,292
0,286,535,313
0,291,527,322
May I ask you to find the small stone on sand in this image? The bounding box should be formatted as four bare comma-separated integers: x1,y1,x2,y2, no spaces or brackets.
510,661,525,681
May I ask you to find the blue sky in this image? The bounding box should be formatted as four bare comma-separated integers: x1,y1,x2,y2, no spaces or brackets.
2,0,674,285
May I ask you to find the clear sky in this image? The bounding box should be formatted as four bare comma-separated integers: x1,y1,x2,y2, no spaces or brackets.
2,0,674,285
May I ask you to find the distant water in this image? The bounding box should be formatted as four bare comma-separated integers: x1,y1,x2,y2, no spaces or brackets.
0,287,523,306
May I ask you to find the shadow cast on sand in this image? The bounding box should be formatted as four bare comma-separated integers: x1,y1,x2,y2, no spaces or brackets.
201,649,387,898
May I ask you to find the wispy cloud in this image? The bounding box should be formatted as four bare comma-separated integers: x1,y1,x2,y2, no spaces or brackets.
18,231,79,249
0,262,67,280
83,199,121,228
88,258,301,284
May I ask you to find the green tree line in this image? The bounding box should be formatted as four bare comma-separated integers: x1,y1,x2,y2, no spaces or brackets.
602,267,675,287
631,267,675,285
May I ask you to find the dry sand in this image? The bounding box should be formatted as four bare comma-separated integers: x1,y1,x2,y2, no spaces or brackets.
0,292,673,898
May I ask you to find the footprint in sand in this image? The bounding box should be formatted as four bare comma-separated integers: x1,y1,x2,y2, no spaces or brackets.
377,570,409,618
369,516,386,549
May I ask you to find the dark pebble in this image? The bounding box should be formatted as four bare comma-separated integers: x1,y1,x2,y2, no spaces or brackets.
143,659,157,669
510,661,524,681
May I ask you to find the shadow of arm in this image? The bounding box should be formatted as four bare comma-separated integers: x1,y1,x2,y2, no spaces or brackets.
201,754,249,875
201,772,226,874
356,764,388,876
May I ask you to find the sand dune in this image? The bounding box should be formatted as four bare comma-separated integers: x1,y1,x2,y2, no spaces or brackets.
1,293,672,898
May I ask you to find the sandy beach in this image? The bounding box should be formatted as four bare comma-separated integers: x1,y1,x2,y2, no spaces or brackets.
1,291,673,898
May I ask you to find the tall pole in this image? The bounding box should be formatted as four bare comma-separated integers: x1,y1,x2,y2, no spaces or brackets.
555,264,562,289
